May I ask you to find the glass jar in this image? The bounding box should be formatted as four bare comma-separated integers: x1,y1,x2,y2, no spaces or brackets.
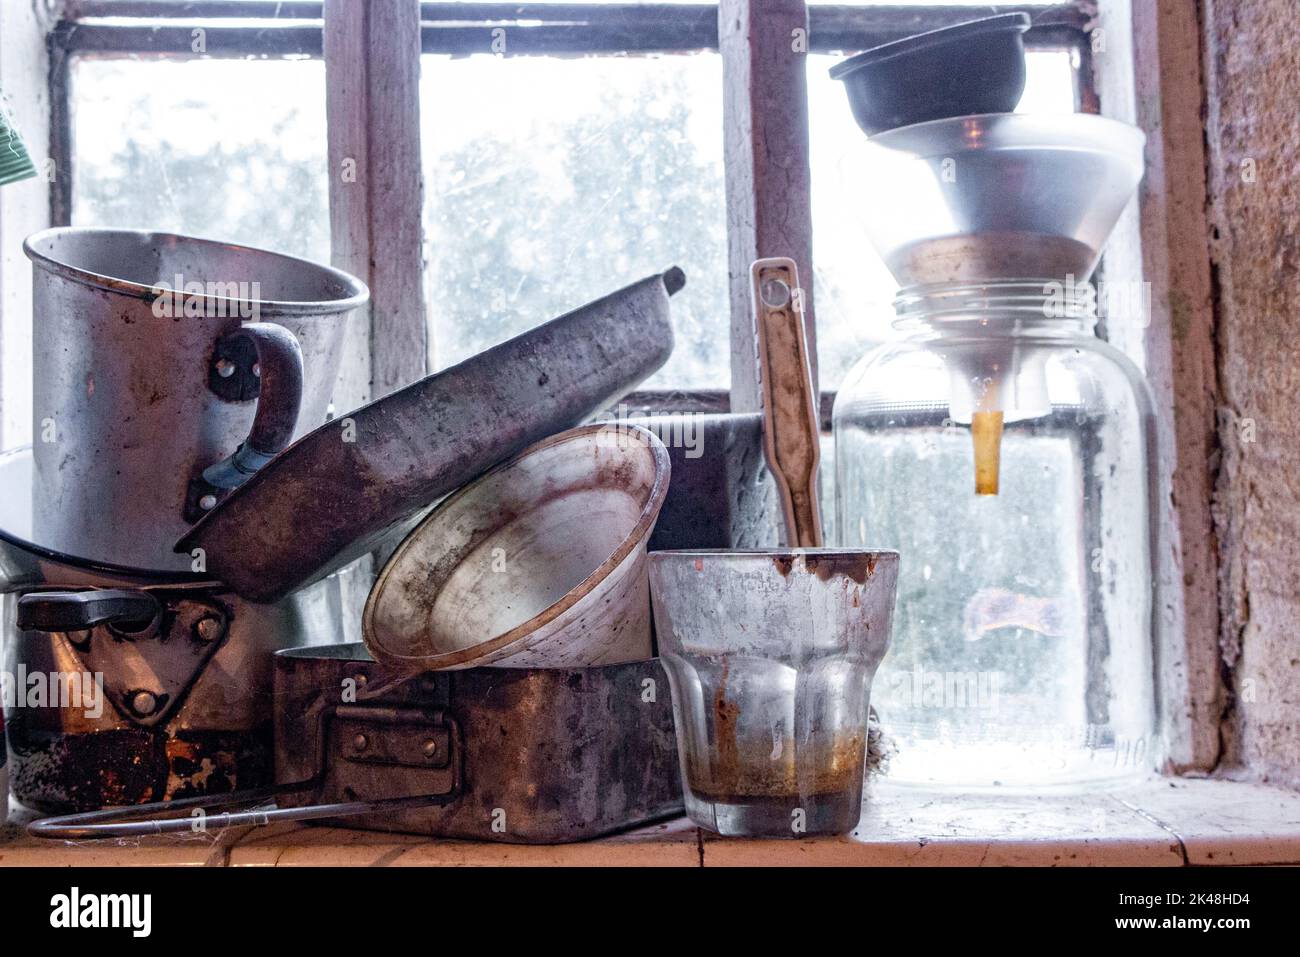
833,281,1159,786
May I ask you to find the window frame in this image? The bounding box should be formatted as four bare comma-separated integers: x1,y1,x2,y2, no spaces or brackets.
22,1,1229,774
49,1,1094,419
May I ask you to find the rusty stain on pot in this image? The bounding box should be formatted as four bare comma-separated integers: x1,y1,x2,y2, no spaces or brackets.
5,724,272,812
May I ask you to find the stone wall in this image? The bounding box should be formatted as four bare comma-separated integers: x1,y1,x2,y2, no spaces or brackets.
1203,0,1300,784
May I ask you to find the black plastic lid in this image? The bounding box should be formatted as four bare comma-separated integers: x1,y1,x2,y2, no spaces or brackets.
829,12,1031,80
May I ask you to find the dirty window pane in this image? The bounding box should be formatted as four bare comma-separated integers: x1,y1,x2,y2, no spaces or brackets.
809,49,1079,389
420,53,727,388
71,58,330,265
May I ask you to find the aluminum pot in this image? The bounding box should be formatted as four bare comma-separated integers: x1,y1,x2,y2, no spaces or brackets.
24,227,369,572
0,447,350,812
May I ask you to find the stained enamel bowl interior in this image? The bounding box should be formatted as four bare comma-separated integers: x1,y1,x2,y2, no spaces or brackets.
363,424,671,672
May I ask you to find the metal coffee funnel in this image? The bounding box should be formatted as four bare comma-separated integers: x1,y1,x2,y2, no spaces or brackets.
846,112,1146,287
846,111,1145,494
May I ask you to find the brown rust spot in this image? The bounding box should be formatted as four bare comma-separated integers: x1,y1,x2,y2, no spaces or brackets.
711,655,740,794
5,723,272,812
592,453,640,492
687,730,868,800
799,552,878,585
772,555,795,577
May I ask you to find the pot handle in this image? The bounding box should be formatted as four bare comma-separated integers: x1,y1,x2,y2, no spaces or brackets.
201,321,305,491
16,588,162,633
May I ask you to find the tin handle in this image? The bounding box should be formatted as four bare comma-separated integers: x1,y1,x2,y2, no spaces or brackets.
16,588,162,634
201,321,305,491
25,787,460,841
751,257,823,547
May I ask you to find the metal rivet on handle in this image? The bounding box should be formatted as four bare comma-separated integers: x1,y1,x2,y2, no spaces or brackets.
759,277,791,309
194,615,223,643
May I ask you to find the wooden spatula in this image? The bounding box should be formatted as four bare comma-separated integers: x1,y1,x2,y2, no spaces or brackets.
751,257,823,547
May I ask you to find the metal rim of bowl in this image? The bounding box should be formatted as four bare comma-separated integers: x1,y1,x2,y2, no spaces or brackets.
22,226,370,316
363,422,673,671
863,111,1148,162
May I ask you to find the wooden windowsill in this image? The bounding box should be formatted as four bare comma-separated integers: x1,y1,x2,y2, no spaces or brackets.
3,776,1299,867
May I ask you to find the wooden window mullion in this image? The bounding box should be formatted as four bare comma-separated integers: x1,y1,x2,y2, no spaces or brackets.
323,0,427,407
720,0,817,413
